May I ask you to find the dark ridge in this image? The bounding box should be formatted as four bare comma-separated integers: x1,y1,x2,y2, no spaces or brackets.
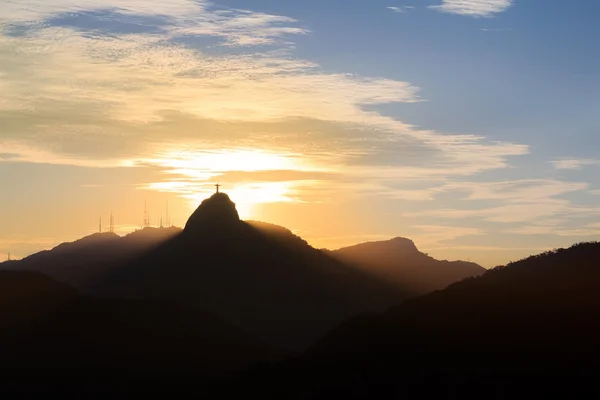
216,241,600,398
1,227,181,290
0,271,277,393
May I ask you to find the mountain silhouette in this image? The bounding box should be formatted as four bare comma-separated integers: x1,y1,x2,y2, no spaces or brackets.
329,237,485,293
219,241,600,398
0,193,487,353
1,227,180,290
0,270,277,392
88,192,409,352
185,192,241,232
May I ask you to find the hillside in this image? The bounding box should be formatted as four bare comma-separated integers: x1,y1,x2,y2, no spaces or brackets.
330,237,485,293
1,227,180,289
218,242,600,398
0,270,277,392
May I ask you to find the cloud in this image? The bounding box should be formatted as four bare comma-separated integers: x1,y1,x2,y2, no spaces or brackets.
436,179,589,202
0,14,527,179
552,159,600,170
506,222,600,237
0,0,527,167
386,6,415,13
403,179,598,224
0,1,308,50
0,140,133,168
430,0,513,17
412,224,484,246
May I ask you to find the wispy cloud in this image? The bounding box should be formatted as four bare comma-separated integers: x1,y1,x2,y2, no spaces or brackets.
412,224,484,246
430,0,513,17
386,6,415,13
506,222,600,237
552,159,600,170
403,179,598,224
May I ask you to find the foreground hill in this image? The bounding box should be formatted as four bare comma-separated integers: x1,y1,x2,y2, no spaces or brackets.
0,270,276,392
219,242,600,398
1,227,180,289
90,193,408,352
330,237,485,293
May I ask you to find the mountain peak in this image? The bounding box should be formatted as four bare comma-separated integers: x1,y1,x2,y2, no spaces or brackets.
335,237,419,255
389,237,419,252
184,192,240,234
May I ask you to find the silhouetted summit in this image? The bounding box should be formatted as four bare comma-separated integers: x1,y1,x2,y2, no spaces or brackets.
184,192,240,235
330,237,484,293
92,192,408,352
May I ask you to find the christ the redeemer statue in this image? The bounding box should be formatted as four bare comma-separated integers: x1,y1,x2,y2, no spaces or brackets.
215,183,221,194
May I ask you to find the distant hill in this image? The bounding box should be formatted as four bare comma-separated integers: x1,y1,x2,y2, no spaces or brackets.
220,242,600,398
0,270,277,392
329,237,485,293
89,193,409,352
1,227,180,289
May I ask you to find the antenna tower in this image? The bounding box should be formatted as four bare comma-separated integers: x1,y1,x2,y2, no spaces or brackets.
7,252,10,262
166,200,170,227
99,217,102,234
143,200,150,228
109,211,115,233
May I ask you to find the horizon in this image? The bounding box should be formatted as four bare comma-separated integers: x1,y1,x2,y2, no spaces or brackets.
2,0,600,268
0,189,442,262
0,189,588,268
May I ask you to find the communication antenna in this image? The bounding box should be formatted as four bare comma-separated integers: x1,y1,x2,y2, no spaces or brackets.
143,200,150,228
99,217,102,234
7,252,10,261
109,211,115,233
166,200,170,227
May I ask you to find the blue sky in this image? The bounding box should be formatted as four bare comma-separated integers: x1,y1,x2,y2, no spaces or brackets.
1,0,599,267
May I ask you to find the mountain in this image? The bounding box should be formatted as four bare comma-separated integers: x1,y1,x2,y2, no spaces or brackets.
330,237,485,293
90,192,409,352
0,270,277,392
1,227,180,290
2,193,480,354
218,242,600,399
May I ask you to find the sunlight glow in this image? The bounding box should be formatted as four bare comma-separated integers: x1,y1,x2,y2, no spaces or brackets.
143,147,331,219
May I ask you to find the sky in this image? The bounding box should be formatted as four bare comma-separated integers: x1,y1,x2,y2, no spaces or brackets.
1,0,599,267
